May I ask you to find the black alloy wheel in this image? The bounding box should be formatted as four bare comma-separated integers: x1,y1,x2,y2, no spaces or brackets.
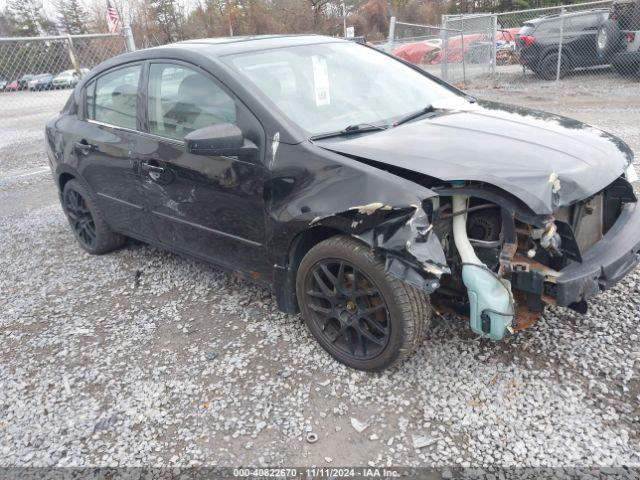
296,235,432,371
304,258,391,361
63,188,97,250
61,179,125,254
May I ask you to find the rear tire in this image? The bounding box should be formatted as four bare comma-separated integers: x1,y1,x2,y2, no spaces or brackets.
296,235,432,371
61,179,125,254
537,52,571,80
596,19,624,60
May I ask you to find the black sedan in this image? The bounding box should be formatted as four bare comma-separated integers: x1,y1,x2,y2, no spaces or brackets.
45,35,640,371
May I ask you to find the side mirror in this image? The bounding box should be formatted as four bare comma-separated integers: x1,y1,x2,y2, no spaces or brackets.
184,123,256,156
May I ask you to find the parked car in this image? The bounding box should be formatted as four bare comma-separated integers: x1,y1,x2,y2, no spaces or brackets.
5,80,19,92
17,74,34,90
597,0,640,75
53,68,89,89
393,29,521,66
45,35,640,371
516,9,609,80
29,73,54,91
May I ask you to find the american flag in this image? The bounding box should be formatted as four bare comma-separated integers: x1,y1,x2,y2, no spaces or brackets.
106,0,121,33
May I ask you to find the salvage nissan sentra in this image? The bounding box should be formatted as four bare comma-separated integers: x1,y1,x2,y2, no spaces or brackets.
45,35,640,371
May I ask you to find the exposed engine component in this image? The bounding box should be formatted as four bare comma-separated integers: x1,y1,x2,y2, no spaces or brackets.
467,209,501,242
538,221,563,257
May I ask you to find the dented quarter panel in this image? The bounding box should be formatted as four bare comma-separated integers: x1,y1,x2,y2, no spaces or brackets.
316,100,634,215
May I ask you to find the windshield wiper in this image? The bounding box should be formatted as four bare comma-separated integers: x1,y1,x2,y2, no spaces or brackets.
393,105,436,127
310,123,387,141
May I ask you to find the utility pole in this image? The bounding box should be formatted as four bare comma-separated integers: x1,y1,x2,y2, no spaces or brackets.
342,1,346,38
227,1,234,36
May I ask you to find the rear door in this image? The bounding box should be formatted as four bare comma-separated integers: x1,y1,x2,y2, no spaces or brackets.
79,63,155,241
135,61,270,276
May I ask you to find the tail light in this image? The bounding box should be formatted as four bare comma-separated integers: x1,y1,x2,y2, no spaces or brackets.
626,32,636,43
520,35,535,47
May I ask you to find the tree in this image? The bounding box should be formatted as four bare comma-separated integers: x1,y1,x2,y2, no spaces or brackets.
308,0,331,29
6,0,42,35
56,0,89,34
6,0,58,36
0,10,17,36
149,0,186,43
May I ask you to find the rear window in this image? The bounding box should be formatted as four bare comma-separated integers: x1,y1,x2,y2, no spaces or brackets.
85,64,141,130
565,13,603,32
535,19,562,35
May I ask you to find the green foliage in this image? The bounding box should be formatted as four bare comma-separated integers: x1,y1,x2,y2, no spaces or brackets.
56,0,89,35
6,0,57,36
149,0,185,43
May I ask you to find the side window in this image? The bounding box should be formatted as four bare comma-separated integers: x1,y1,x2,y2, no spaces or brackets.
148,63,237,141
536,19,561,36
86,64,141,130
566,14,598,32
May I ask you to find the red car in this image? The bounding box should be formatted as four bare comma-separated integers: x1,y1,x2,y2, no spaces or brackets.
4,80,19,92
393,28,521,65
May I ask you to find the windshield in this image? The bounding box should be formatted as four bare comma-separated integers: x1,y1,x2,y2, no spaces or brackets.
224,42,466,137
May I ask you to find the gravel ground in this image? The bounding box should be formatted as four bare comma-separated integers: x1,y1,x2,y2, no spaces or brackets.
1,79,639,471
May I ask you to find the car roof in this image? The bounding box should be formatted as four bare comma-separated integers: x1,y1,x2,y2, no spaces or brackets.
525,8,607,24
85,34,347,82
159,34,345,57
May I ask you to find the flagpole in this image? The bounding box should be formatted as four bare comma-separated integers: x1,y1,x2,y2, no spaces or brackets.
114,0,124,31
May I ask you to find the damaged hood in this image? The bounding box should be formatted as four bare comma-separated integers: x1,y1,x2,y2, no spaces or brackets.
317,100,634,214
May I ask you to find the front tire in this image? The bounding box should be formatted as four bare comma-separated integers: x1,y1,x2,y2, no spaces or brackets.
61,179,125,254
296,235,432,371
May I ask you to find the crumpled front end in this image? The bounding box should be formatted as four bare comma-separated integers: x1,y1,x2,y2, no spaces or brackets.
310,202,450,294
430,175,639,340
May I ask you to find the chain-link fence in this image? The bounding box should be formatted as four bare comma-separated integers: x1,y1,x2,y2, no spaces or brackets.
381,20,468,85
441,14,498,83
386,0,640,91
0,33,130,115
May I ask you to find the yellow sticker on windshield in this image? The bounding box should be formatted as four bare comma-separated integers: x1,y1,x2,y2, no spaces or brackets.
312,56,330,107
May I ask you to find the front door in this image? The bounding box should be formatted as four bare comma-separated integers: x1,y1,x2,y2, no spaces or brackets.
136,62,270,277
79,63,155,241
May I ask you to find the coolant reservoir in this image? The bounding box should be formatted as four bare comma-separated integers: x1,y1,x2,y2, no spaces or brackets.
462,264,514,340
452,195,514,340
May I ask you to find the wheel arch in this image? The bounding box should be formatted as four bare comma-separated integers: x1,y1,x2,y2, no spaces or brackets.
58,171,75,192
273,225,352,314
268,143,450,314
54,164,92,197
272,203,449,314
540,46,575,66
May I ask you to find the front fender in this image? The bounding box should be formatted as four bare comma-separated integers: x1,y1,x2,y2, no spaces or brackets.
267,142,449,298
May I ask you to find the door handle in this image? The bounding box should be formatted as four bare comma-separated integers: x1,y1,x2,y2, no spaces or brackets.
75,140,97,154
140,161,165,174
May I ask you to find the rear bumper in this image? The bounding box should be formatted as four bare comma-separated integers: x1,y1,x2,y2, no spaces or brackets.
555,201,640,306
517,49,538,67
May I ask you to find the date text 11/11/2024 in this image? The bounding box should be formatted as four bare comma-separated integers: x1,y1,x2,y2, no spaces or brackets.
232,467,402,477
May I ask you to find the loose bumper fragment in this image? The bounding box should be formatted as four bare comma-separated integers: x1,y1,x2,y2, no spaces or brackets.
311,204,450,293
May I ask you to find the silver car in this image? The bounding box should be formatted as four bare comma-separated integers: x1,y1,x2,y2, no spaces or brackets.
52,69,89,89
